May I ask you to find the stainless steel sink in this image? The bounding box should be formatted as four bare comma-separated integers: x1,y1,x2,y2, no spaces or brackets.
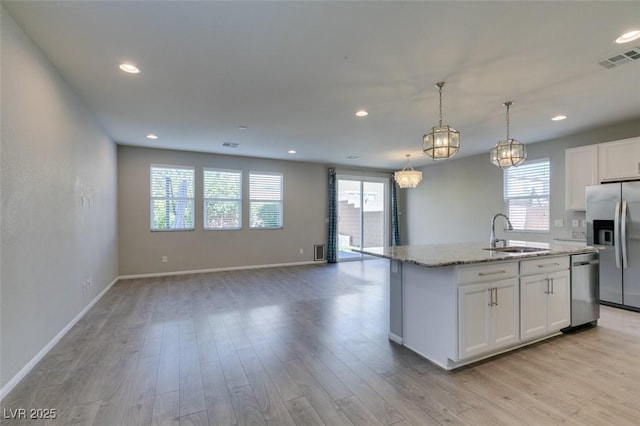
483,246,549,253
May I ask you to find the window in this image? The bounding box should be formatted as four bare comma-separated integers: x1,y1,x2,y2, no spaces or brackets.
150,165,195,231
504,159,550,231
204,169,242,230
249,172,283,229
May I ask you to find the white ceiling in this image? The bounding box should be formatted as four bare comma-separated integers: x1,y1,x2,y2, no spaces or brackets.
4,1,640,170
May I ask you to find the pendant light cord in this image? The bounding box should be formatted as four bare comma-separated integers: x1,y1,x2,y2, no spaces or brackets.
438,84,443,127
404,154,412,171
504,101,512,140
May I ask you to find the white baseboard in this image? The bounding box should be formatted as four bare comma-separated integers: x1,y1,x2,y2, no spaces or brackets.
119,260,325,280
0,276,119,402
388,332,403,344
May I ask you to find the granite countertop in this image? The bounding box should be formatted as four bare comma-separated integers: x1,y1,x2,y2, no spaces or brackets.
358,240,599,268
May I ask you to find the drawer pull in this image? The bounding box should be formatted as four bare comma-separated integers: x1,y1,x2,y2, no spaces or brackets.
487,287,498,306
537,262,561,269
478,269,507,276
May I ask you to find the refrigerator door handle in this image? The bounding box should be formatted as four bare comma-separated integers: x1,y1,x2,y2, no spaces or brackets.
622,200,628,269
615,201,621,269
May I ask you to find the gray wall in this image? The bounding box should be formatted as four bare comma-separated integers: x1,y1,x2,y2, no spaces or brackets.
403,118,640,245
0,7,118,390
118,146,328,275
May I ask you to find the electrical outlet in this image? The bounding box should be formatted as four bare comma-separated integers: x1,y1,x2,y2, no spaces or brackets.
554,219,564,227
161,256,168,263
572,219,580,228
299,248,304,254
581,220,587,228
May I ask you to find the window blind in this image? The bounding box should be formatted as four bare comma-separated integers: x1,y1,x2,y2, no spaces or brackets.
150,165,195,231
249,172,283,229
504,159,550,231
204,169,242,230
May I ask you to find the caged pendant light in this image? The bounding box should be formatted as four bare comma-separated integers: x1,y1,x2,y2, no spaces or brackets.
394,155,423,188
490,101,527,168
423,82,460,160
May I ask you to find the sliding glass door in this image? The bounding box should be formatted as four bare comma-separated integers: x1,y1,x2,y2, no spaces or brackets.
336,176,388,261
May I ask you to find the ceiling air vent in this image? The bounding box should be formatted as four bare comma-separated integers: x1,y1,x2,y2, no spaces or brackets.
222,142,239,148
598,47,640,69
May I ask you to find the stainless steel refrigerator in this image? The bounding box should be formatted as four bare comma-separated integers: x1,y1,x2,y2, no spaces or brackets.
586,182,640,310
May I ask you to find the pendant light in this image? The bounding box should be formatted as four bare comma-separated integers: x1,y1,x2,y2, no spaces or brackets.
423,82,460,160
394,155,423,188
490,101,527,168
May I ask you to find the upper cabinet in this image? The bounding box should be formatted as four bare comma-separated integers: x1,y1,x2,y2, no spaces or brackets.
565,136,640,210
565,145,598,210
599,137,640,183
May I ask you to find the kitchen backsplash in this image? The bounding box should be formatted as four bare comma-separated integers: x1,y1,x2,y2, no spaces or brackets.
571,230,586,240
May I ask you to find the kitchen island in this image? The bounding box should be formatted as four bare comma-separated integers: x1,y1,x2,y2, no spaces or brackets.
359,241,599,370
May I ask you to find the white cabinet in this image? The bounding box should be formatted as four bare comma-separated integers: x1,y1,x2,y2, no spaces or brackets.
547,271,571,331
520,257,570,341
398,250,594,370
457,263,519,360
565,145,598,210
458,278,519,360
598,137,640,182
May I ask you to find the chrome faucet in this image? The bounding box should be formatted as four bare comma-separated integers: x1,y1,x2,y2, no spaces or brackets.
490,213,514,248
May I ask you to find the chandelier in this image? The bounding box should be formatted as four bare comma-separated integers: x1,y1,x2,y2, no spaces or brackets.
394,155,423,188
490,101,527,168
423,82,460,160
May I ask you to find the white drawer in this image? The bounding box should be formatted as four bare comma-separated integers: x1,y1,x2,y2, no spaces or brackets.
520,256,569,276
457,262,519,284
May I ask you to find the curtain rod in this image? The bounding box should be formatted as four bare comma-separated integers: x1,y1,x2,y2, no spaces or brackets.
328,165,394,174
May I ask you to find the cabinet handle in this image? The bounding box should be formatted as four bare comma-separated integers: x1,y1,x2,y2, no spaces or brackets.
479,269,506,277
544,278,550,294
537,263,561,269
550,278,554,294
487,287,498,306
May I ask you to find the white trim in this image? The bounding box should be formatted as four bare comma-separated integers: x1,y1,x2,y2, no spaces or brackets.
119,260,324,280
444,332,563,370
0,276,119,402
388,332,403,344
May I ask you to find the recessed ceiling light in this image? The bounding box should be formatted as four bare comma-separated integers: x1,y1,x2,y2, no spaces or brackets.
551,115,568,121
616,30,640,44
238,125,248,130
355,110,368,117
288,150,296,154
346,155,359,160
119,63,140,74
146,134,158,139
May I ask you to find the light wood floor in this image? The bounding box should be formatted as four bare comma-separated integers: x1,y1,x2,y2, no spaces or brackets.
3,259,640,425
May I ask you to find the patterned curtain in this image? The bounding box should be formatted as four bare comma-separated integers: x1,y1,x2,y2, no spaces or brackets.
391,180,400,246
327,167,338,263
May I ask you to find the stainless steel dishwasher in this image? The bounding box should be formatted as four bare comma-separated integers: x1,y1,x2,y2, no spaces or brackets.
569,252,600,327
